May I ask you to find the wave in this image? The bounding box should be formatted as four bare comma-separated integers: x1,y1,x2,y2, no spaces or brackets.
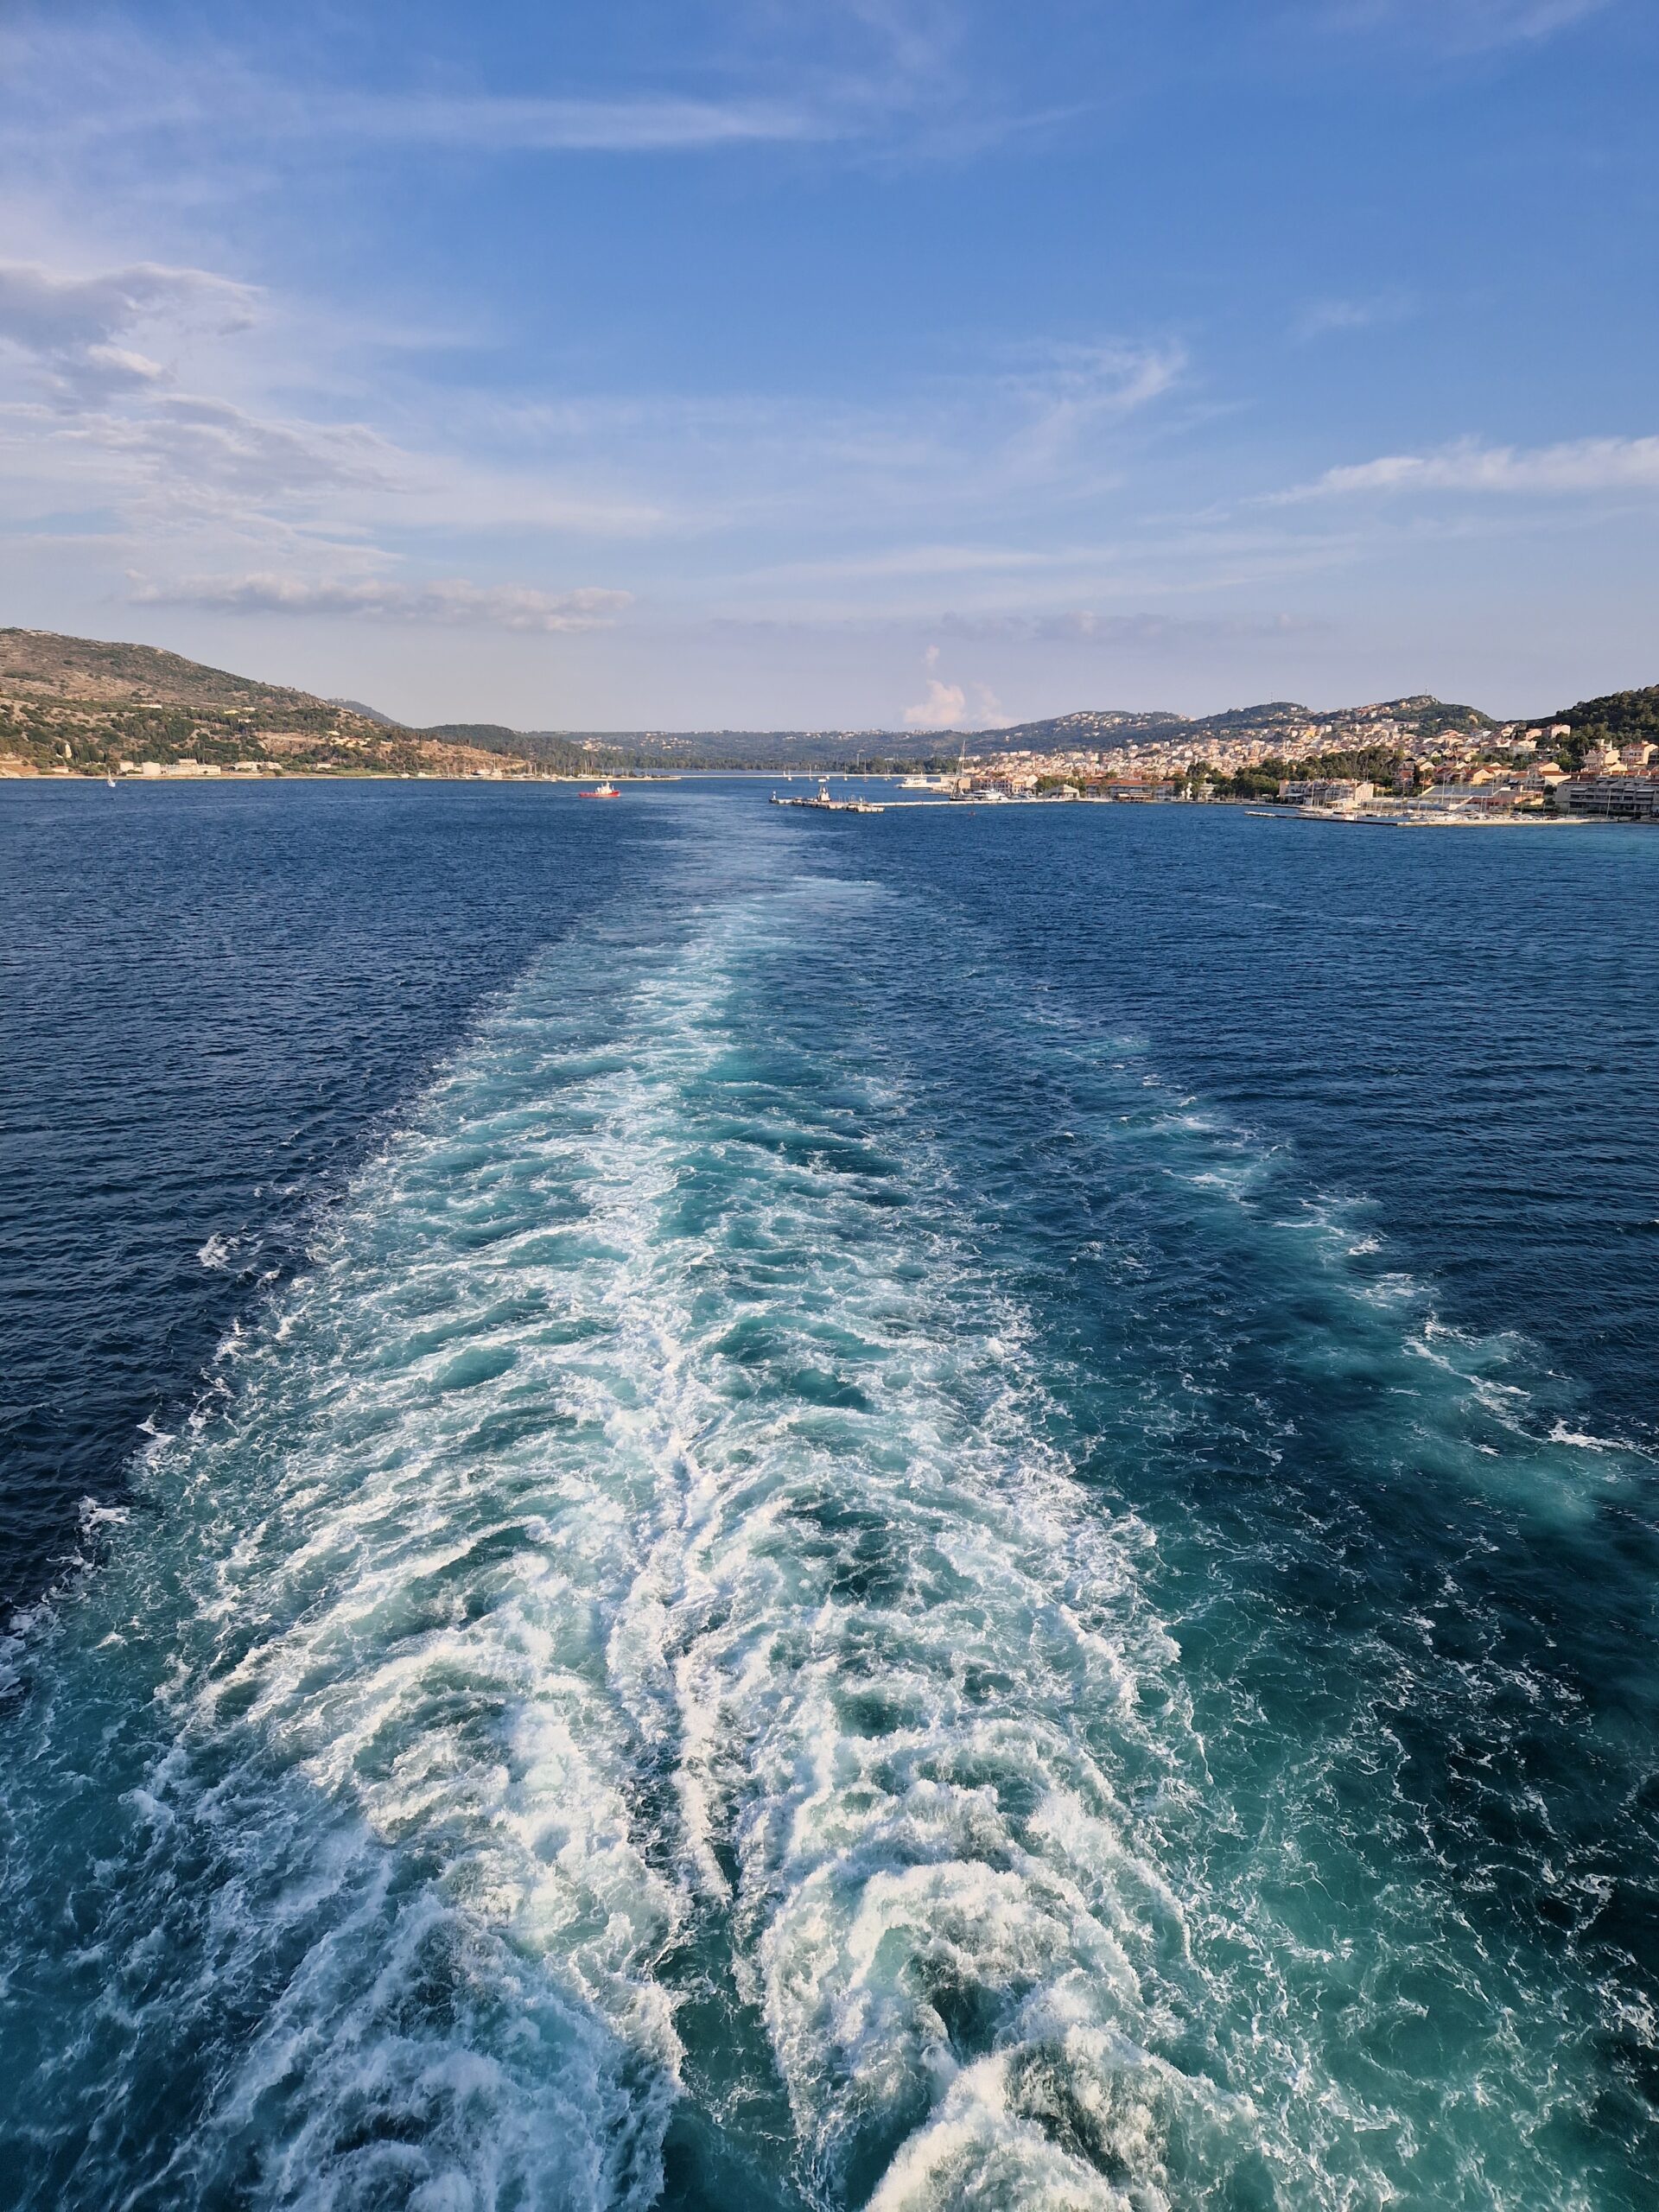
2,832,1653,2209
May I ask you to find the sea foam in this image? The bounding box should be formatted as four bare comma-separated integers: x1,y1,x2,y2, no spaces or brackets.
2,830,1652,2210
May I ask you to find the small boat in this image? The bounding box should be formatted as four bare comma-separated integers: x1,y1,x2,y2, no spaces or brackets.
579,781,620,798
106,775,118,788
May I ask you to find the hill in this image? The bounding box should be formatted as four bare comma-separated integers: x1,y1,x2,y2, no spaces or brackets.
460,727,925,771
1546,683,1659,770
372,690,1503,771
421,723,629,776
0,626,1624,782
0,629,329,713
904,694,1493,760
0,630,531,780
545,695,1496,766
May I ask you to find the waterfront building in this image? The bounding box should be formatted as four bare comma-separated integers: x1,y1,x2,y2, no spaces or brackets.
1280,779,1376,807
1560,773,1659,820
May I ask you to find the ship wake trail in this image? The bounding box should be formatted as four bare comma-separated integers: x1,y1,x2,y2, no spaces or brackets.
4,843,1644,2209
0,864,1234,2210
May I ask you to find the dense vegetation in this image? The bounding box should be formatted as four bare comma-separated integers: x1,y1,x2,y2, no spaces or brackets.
1197,746,1413,801
0,693,440,779
421,724,630,777
1546,684,1659,772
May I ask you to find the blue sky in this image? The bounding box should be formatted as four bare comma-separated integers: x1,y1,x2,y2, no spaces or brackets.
1,0,1655,728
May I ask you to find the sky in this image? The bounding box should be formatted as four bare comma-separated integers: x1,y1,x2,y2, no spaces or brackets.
1,0,1655,731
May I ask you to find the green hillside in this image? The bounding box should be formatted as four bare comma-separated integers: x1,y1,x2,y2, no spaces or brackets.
421,723,629,776
1549,684,1659,769
0,630,526,779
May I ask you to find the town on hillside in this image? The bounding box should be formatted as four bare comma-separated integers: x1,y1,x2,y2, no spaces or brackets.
931,702,1659,821
2,631,1656,819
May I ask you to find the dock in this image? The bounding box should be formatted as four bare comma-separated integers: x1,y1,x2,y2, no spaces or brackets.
771,781,886,813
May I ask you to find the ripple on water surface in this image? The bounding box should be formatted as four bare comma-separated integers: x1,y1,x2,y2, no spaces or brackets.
2,803,1657,2210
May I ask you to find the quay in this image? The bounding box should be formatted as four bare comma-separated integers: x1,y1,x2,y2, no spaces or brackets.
771,780,886,813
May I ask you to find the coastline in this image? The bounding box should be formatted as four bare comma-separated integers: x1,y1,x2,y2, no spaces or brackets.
0,773,1643,829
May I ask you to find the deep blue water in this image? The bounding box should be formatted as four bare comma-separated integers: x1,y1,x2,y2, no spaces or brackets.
2,780,1656,2209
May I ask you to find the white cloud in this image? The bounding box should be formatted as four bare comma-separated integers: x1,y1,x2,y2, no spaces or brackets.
903,675,968,728
0,259,256,398
0,250,1187,569
0,391,396,528
0,252,676,558
128,574,632,632
972,680,1007,725
1274,435,1659,501
902,645,1008,728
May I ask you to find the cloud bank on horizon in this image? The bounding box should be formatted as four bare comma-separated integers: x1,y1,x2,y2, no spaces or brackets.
0,0,1651,727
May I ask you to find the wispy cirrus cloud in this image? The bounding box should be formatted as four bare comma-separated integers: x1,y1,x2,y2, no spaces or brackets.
1000,341,1187,474
0,247,677,561
0,245,1192,645
418,330,1187,543
129,574,633,632
309,91,828,153
0,257,400,527
1315,0,1611,52
1274,434,1659,500
0,3,997,170
938,607,1319,645
0,390,397,531
1293,290,1415,341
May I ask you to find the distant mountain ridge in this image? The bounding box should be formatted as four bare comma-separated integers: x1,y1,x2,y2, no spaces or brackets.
492,693,1498,766
421,723,629,775
0,626,1647,777
976,695,1495,753
327,696,400,726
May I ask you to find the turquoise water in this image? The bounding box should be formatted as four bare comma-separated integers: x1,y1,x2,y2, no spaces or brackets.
2,784,1656,2208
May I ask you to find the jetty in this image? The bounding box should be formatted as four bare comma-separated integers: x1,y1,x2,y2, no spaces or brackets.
771,780,885,814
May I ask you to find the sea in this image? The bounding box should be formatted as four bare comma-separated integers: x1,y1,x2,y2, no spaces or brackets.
2,778,1656,2210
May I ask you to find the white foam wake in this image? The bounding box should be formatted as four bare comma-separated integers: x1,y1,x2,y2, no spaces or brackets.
5,847,1633,2210
3,873,1216,2208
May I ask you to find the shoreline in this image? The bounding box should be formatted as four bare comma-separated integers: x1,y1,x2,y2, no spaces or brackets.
1247,805,1606,830
0,774,1643,827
